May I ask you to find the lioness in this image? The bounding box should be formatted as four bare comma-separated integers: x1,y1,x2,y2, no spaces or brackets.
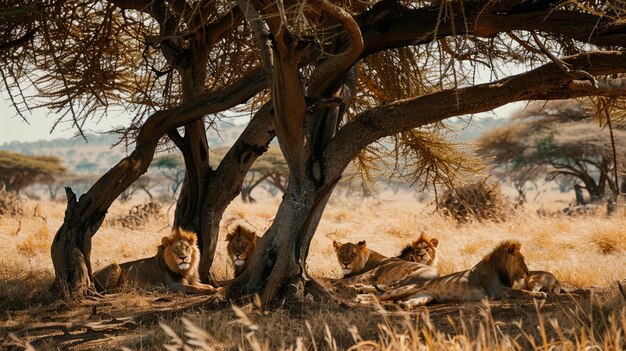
514,270,561,294
226,224,261,277
94,228,218,294
333,239,439,288
377,240,547,308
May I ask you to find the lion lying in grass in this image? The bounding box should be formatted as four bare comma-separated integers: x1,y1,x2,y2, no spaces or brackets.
333,236,439,288
375,240,547,308
94,228,219,295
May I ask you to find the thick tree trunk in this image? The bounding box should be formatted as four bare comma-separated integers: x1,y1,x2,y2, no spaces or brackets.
50,188,105,297
229,173,339,305
170,104,276,282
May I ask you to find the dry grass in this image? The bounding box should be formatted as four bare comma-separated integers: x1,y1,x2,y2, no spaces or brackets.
1,189,625,350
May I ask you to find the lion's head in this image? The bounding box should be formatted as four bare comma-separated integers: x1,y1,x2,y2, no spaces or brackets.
484,240,529,288
226,225,259,275
333,240,371,276
161,228,200,277
398,233,439,265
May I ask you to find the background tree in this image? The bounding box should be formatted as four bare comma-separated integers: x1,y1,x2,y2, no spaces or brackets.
0,150,66,193
1,0,626,301
241,146,289,203
477,101,626,203
151,154,186,197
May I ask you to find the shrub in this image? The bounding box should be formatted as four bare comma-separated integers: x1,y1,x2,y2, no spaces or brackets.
437,178,513,223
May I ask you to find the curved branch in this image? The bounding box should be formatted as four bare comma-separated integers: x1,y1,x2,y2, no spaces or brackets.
306,0,364,97
324,51,626,179
235,0,273,86
73,68,266,219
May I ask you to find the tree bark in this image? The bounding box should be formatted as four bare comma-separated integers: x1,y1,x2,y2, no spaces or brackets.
228,172,339,305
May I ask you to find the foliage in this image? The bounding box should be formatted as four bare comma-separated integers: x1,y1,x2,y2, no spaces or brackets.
0,186,22,216
477,101,626,202
0,150,65,193
437,178,513,223
109,202,161,229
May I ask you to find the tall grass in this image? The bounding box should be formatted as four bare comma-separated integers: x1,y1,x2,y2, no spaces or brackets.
155,298,625,351
1,190,625,350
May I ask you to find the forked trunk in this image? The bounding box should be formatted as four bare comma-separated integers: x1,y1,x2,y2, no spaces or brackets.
51,188,106,297
229,175,339,305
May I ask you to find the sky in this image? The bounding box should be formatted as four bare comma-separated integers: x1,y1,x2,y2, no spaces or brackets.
0,98,120,144
0,93,525,145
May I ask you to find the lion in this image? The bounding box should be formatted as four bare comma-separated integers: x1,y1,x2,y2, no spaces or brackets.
376,240,547,308
333,240,439,289
93,228,218,294
396,233,439,266
226,224,261,277
513,270,561,294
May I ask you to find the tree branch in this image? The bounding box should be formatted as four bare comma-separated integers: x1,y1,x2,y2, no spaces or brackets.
306,0,364,97
325,51,626,178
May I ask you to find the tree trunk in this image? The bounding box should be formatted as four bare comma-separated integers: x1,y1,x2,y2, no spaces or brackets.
50,188,105,297
229,173,339,305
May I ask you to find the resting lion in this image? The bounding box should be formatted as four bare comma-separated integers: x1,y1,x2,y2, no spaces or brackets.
376,240,547,308
333,239,439,288
396,233,439,266
226,224,261,277
514,270,561,294
94,228,218,294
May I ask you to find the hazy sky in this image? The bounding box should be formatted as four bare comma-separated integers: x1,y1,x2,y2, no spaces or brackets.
0,98,120,144
1,95,524,145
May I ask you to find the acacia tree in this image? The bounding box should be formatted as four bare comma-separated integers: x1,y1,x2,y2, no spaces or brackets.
2,0,626,302
0,150,66,193
241,146,289,202
477,101,626,203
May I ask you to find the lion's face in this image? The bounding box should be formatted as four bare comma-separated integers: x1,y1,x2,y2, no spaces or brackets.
410,235,438,266
226,225,258,267
333,240,368,275
487,241,530,287
161,229,199,275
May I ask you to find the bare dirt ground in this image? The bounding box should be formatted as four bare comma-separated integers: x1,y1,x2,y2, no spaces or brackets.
1,188,625,350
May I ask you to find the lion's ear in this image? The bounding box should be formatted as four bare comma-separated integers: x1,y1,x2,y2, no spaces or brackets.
430,238,439,247
357,240,367,249
162,236,174,247
507,242,521,254
333,241,342,251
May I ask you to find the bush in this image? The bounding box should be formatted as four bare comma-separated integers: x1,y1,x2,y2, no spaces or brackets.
0,187,22,216
109,202,161,229
437,178,513,223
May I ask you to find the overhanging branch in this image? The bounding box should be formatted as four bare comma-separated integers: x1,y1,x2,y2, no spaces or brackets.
326,51,626,176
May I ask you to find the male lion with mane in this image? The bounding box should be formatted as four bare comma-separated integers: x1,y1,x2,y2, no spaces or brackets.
94,228,218,294
396,232,439,266
226,224,261,277
376,240,547,308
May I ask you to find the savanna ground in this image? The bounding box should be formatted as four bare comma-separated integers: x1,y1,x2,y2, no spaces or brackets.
1,187,625,350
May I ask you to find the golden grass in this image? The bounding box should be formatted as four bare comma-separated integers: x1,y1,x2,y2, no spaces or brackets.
1,191,625,287
1,190,625,350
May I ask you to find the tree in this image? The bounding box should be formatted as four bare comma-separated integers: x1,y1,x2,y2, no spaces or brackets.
477,101,626,203
241,146,289,203
1,0,626,301
0,150,66,193
151,154,186,197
